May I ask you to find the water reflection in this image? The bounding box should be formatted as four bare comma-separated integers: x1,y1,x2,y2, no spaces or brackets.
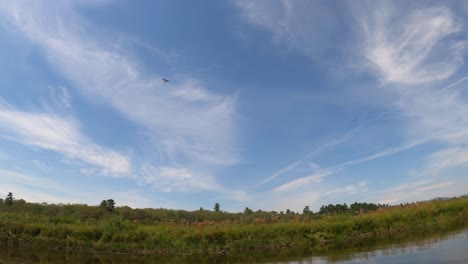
291,227,468,264
0,227,467,263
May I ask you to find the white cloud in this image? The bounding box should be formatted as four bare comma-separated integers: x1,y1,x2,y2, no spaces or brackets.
0,168,91,204
377,180,458,204
340,138,427,167
361,5,464,85
31,159,53,172
258,125,356,187
269,137,426,193
398,83,468,177
326,180,368,196
139,165,221,192
238,2,468,206
400,88,468,146
358,180,368,187
415,148,468,177
110,189,153,208
0,168,61,191
0,1,237,168
49,86,71,108
273,170,335,193
359,3,468,139
233,1,468,209
234,0,343,58
0,105,130,175
327,185,358,195
416,181,455,192
359,2,468,177
259,190,321,213
0,168,152,207
224,190,251,203
382,180,432,195
0,183,70,204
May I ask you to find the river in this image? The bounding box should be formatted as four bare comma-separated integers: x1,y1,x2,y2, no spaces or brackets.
0,227,467,263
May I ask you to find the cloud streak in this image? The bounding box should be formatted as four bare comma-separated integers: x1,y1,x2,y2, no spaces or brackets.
0,1,237,168
269,137,426,193
362,5,463,85
0,104,130,174
234,0,345,59
0,168,153,207
376,180,457,205
259,133,352,186
360,2,468,179
139,165,222,193
241,2,468,203
273,170,336,193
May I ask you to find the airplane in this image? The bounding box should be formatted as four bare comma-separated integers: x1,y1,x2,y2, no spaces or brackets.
162,78,170,83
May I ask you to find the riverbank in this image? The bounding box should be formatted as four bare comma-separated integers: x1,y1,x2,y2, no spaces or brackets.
0,197,467,254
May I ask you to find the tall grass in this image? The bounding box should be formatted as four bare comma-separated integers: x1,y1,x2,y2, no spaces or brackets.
0,198,466,254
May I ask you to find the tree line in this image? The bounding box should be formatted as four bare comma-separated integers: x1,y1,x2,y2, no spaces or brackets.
317,202,389,215
0,192,390,224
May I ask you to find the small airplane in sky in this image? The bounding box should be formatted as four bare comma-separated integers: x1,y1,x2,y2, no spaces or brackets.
162,78,170,83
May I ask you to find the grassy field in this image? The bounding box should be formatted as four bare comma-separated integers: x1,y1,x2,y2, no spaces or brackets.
0,197,467,254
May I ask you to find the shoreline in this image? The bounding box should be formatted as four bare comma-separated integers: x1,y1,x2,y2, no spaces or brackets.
0,198,467,255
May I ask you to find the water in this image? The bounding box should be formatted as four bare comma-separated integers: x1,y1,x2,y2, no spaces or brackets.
0,228,467,263
288,228,468,264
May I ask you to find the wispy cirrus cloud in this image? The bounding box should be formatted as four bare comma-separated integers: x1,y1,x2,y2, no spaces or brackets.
0,168,153,207
361,5,464,85
273,169,335,193
0,1,239,195
0,1,237,168
259,132,352,186
417,181,455,192
268,137,424,193
139,165,222,193
326,180,368,196
138,165,251,204
0,104,130,175
359,3,467,133
414,148,468,177
360,2,468,178
256,111,390,189
48,86,71,108
376,180,457,205
234,0,345,59
238,1,468,207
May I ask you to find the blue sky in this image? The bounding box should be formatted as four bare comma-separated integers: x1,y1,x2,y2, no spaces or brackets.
0,0,467,212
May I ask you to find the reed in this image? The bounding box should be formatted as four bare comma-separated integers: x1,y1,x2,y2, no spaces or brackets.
0,197,466,254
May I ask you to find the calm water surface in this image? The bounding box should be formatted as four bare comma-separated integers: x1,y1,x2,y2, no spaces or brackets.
288,228,468,264
0,228,467,263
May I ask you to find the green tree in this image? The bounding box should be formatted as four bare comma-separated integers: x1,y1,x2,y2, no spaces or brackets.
244,207,253,215
5,192,13,206
214,202,220,212
106,199,115,213
100,199,115,213
303,205,311,215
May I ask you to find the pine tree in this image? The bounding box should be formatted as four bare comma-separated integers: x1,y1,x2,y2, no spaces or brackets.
5,192,13,206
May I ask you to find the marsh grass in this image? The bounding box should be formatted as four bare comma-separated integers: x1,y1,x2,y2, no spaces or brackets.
0,197,466,254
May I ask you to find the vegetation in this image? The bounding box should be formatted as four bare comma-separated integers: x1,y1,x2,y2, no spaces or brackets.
5,192,13,206
0,192,467,255
100,199,116,214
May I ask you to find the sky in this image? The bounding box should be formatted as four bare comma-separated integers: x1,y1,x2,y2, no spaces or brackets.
0,0,467,212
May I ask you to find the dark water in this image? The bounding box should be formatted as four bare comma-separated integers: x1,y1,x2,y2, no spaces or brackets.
0,228,467,263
